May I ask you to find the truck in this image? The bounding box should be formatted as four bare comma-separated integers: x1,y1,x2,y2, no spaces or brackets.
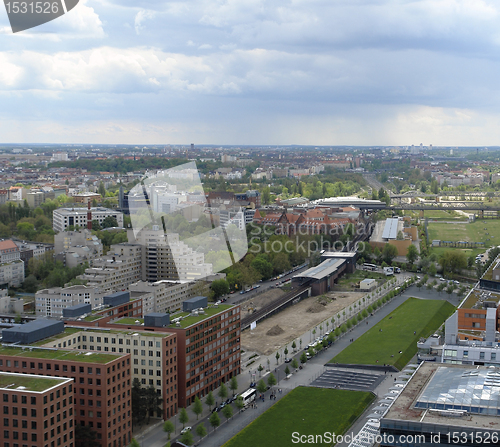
383,266,394,276
394,267,401,274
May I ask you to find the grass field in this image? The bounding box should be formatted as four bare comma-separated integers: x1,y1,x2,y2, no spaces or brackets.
419,210,468,221
428,219,500,248
222,387,374,447
330,298,455,370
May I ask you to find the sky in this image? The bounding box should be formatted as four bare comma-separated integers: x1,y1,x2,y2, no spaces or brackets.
1,0,500,146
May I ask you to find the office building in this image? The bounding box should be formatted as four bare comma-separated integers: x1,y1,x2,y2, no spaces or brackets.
53,208,123,233
0,371,74,447
381,362,500,446
0,346,131,447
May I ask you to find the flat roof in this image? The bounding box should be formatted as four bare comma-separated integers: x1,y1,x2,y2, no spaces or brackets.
0,372,71,393
0,345,123,364
383,362,500,430
320,251,356,259
294,258,345,281
382,218,399,240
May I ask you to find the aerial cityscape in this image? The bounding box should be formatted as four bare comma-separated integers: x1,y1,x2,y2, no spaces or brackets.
3,0,500,447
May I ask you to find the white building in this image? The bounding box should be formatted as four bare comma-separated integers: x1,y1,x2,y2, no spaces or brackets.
129,280,198,314
54,229,103,268
53,207,124,232
0,260,24,287
35,285,103,318
0,240,20,264
77,243,143,293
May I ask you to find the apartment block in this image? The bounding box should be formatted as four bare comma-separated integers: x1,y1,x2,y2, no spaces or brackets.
36,285,103,318
0,371,74,447
0,346,131,447
0,260,24,288
54,230,103,268
128,280,198,314
78,244,142,293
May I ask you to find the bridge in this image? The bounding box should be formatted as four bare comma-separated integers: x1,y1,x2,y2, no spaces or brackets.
390,202,500,212
241,284,311,331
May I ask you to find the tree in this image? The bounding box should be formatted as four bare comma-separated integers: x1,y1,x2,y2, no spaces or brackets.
163,420,174,439
131,378,147,428
211,279,230,299
440,250,467,275
209,411,220,431
275,351,280,365
291,340,297,351
428,263,437,277
101,215,119,228
144,385,163,423
98,181,106,197
235,395,245,413
222,404,233,421
300,352,307,364
196,423,207,440
257,364,264,376
205,391,215,411
229,376,238,396
130,439,140,447
180,430,194,446
193,396,203,420
218,382,228,401
285,365,290,376
267,373,277,388
284,346,289,356
257,379,267,394
179,407,189,429
75,424,99,447
382,243,398,263
406,244,418,265
291,358,299,370
91,219,101,231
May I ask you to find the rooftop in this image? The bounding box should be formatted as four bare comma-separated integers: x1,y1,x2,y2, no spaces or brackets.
0,345,122,364
0,372,71,392
460,288,500,309
383,362,500,430
114,304,234,329
294,258,345,280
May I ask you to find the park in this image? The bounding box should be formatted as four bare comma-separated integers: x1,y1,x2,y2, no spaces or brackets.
330,298,455,370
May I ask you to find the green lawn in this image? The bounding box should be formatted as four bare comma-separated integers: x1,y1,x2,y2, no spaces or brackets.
421,210,468,221
0,346,120,364
330,298,455,370
428,219,500,248
0,374,67,392
222,387,374,447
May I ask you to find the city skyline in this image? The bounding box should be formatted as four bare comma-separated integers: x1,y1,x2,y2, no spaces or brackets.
1,0,500,145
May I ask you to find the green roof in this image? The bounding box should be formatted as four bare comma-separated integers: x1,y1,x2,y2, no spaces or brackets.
0,346,122,364
169,304,233,328
0,373,69,392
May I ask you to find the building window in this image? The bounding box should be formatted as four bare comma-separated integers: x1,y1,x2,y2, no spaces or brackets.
480,352,485,360
492,353,497,361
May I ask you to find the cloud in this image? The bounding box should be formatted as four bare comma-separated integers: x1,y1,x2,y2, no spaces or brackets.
134,9,156,35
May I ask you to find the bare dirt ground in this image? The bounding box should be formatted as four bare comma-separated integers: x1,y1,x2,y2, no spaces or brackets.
241,290,366,356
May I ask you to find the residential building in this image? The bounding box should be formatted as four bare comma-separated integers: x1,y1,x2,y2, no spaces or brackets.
0,240,20,264
54,230,103,268
77,243,142,293
0,260,24,287
36,285,103,318
0,371,74,447
53,208,123,233
128,280,200,314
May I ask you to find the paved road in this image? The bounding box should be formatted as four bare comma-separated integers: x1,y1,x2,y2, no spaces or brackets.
137,278,458,447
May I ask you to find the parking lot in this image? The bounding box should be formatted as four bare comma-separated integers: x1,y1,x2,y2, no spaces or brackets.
311,367,385,392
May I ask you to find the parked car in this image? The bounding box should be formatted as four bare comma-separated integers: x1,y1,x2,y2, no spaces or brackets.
284,358,292,363
181,427,192,435
250,382,256,387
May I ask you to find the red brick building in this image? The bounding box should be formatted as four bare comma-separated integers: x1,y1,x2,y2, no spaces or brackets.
0,371,74,447
0,347,131,447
